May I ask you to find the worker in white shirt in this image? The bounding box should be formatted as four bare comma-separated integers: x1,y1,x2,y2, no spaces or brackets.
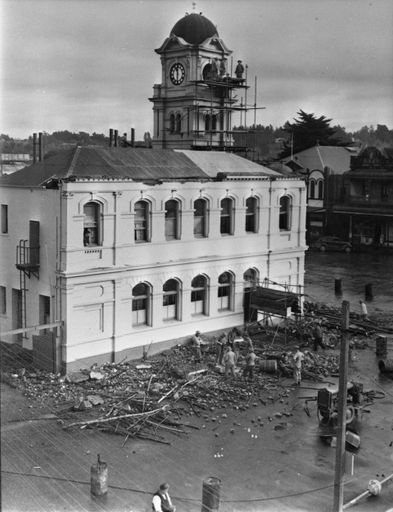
152,482,176,512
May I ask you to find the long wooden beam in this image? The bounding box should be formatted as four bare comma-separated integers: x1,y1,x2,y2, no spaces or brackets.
0,321,63,337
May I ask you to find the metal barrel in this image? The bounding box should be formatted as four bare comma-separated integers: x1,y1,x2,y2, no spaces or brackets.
201,476,221,512
260,359,277,373
376,335,388,357
91,455,108,496
378,359,393,373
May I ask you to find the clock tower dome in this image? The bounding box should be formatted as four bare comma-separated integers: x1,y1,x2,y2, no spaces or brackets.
150,12,247,150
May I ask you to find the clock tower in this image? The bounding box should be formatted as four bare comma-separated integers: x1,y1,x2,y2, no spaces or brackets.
150,12,247,150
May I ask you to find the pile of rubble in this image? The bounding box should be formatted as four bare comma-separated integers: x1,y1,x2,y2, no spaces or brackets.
3,337,344,444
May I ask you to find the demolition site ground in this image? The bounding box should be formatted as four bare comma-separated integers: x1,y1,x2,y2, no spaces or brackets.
1,302,393,512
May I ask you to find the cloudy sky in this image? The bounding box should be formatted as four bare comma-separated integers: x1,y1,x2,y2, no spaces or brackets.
2,0,393,139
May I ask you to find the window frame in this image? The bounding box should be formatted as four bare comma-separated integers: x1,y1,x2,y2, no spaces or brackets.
220,197,234,235
132,282,151,327
175,113,181,133
191,274,208,316
279,195,292,231
245,196,258,233
134,200,151,243
163,278,181,321
1,204,8,234
169,113,175,134
193,198,208,238
217,271,233,311
0,286,6,315
83,201,101,247
165,199,181,241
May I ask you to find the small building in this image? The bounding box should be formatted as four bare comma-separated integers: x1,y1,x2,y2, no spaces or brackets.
282,145,360,242
329,146,393,248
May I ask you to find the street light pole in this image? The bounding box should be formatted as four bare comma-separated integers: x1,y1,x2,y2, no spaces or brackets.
333,300,350,512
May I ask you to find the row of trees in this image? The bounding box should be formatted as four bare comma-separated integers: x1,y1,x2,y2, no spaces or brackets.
1,112,393,158
233,111,393,159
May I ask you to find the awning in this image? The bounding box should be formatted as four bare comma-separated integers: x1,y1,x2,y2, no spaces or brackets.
249,287,301,316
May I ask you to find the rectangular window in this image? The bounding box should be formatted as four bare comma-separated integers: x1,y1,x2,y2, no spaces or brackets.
191,289,204,314
132,298,147,325
0,286,6,314
163,294,177,320
1,205,8,234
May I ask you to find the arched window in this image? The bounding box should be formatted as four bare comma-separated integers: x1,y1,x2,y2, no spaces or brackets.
309,179,316,199
243,268,258,288
191,274,208,315
169,114,175,134
220,197,234,235
218,272,233,310
175,113,181,133
279,196,291,231
83,201,100,246
132,283,151,326
165,199,180,240
205,114,210,132
194,198,208,237
134,200,150,242
245,196,258,233
202,63,213,81
163,279,180,321
211,114,217,132
317,180,324,199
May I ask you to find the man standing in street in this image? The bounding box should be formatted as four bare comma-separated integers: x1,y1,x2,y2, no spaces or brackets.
292,346,304,386
243,348,257,383
223,345,236,378
312,320,325,351
191,330,203,363
359,300,368,321
152,482,176,512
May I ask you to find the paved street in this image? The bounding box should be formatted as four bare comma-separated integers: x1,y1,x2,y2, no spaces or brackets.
2,344,392,512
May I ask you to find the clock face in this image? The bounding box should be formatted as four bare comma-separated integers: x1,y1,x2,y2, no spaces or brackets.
170,63,185,85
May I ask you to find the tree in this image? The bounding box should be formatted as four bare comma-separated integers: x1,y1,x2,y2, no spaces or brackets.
278,110,347,158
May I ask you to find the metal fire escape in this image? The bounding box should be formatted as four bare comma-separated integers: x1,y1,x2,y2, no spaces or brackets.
15,221,40,337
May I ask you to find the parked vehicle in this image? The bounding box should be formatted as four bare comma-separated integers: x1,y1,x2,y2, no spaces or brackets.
313,236,352,253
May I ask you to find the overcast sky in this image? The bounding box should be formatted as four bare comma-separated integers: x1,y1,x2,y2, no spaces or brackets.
2,0,393,139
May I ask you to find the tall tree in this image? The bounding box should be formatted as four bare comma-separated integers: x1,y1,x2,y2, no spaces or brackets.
278,110,347,158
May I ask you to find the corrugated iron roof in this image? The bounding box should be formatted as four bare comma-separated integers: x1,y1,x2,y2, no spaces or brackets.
283,146,360,175
177,150,280,177
0,147,211,187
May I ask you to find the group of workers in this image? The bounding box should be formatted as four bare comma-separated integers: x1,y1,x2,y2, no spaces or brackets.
191,315,332,386
191,328,257,382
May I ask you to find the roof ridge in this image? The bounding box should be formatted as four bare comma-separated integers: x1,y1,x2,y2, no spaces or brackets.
66,146,82,177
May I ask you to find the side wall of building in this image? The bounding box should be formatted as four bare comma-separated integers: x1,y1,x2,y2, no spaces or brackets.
0,187,60,347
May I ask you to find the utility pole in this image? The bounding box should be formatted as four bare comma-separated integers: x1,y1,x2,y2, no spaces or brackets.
333,300,350,512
